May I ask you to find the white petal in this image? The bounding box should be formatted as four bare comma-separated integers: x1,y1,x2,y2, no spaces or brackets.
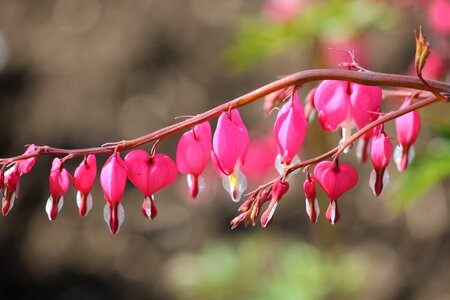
275,154,284,175
87,193,93,215
305,198,311,217
314,198,320,222
275,154,301,179
143,196,154,219
103,203,110,227
393,144,403,171
369,169,377,196
76,191,82,208
103,203,125,233
77,191,94,216
330,201,337,225
187,174,194,190
308,110,316,122
187,174,206,195
305,198,320,222
383,169,390,191
198,175,206,193
117,203,125,226
408,145,416,165
222,166,247,202
267,202,278,224
58,196,64,213
45,195,53,221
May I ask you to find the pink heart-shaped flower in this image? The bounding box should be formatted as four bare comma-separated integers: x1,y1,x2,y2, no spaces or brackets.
125,150,177,197
313,161,358,201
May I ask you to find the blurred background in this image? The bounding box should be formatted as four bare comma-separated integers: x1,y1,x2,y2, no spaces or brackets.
0,0,449,299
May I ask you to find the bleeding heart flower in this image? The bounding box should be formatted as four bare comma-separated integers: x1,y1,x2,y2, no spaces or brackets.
428,0,450,36
46,158,71,221
2,166,20,216
212,109,249,202
314,161,358,224
394,97,420,172
263,0,304,23
125,150,177,220
303,173,319,223
100,153,127,234
241,134,278,184
73,154,97,217
17,144,37,175
260,180,289,228
369,126,393,196
176,122,211,199
314,80,381,152
273,91,307,174
2,145,38,216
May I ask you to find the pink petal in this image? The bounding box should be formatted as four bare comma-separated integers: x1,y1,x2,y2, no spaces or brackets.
326,200,340,225
230,109,249,166
274,93,307,164
314,161,358,201
370,130,393,170
100,153,127,204
125,150,177,196
148,154,178,194
212,110,248,175
395,98,421,146
17,144,37,175
428,0,450,36
349,83,382,129
314,80,350,131
303,173,316,200
49,158,71,196
193,121,212,152
73,154,97,194
176,126,210,176
241,134,278,182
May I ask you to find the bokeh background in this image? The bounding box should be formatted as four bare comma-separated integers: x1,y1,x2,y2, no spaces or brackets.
0,0,449,299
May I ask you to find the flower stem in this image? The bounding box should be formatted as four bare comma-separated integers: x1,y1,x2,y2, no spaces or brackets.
1,69,448,165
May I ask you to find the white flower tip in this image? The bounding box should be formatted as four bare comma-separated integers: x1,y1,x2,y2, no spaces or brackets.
222,167,247,202
369,169,377,196
103,203,125,234
45,195,64,221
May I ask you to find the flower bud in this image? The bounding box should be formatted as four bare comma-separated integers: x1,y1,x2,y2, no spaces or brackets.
176,122,211,199
212,109,249,202
101,153,127,234
394,97,420,172
47,158,71,221
2,167,20,216
260,180,289,228
273,91,307,173
17,144,37,175
303,173,319,223
73,154,97,217
369,126,393,196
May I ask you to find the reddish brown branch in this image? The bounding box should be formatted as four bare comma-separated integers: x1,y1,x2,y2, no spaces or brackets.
1,69,449,165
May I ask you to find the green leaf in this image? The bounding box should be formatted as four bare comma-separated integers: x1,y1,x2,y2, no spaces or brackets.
392,146,450,211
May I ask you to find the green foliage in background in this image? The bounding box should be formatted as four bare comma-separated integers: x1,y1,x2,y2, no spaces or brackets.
166,233,367,300
226,0,396,69
393,125,450,210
